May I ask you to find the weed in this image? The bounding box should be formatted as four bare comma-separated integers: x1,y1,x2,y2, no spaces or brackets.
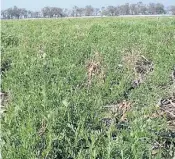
1,17,175,159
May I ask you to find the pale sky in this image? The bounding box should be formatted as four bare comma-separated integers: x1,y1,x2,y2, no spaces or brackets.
1,0,175,11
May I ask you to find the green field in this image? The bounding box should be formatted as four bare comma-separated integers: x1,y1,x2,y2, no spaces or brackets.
1,17,175,159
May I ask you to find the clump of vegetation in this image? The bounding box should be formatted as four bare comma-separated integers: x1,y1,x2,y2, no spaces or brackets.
1,17,175,159
1,32,19,48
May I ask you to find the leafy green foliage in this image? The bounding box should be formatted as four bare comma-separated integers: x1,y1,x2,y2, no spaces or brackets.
1,17,175,159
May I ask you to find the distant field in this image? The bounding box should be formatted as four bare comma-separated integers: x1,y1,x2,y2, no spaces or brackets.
1,17,175,159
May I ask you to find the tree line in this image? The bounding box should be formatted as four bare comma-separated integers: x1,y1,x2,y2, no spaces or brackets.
1,2,175,19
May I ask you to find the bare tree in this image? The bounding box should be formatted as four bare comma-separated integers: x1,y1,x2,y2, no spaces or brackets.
19,8,28,18
148,3,165,15
85,5,94,16
77,8,85,16
72,6,78,17
155,3,165,14
148,3,156,15
41,7,50,17
13,6,21,19
170,5,175,15
1,2,168,19
130,4,137,15
1,10,7,19
118,3,130,15
31,11,40,18
51,7,63,17
136,2,147,15
107,6,116,16
101,7,108,16
62,8,70,17
94,8,100,16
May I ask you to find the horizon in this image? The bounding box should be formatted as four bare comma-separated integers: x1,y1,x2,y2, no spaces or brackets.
1,0,175,11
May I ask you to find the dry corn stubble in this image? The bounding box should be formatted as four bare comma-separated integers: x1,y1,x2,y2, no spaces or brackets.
38,119,47,136
122,48,154,86
86,52,106,86
103,100,133,124
0,91,10,115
